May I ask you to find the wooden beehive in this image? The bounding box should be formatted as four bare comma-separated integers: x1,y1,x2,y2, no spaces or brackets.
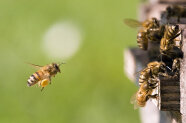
158,76,180,111
124,1,186,122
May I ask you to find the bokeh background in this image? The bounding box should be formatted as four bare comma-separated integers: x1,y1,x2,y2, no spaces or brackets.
0,0,140,122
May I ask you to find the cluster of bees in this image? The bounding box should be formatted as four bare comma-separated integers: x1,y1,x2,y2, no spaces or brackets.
125,5,185,107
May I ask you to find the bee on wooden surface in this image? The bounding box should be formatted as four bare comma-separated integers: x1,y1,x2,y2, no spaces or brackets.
160,25,182,59
160,25,181,52
139,61,167,86
132,81,158,107
27,62,64,91
124,18,164,50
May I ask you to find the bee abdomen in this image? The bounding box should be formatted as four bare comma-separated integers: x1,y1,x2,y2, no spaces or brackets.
27,72,42,87
137,31,148,50
137,101,146,107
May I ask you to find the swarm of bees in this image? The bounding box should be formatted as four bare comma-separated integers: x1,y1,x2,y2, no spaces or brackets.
27,62,64,91
125,5,184,108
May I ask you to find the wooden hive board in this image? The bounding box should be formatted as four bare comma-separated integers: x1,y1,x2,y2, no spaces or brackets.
158,76,180,111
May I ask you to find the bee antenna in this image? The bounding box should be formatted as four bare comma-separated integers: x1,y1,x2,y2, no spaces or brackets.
59,62,66,66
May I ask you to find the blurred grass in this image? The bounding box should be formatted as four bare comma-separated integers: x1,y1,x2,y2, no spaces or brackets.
0,0,140,122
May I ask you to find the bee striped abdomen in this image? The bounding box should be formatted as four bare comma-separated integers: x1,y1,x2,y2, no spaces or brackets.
27,71,43,87
137,31,148,50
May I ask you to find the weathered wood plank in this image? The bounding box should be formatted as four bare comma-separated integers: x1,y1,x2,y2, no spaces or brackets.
180,29,186,123
124,48,149,83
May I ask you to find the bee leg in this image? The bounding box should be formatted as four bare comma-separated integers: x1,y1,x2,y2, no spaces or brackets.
41,87,44,91
40,79,49,90
159,72,168,77
148,94,158,99
49,77,52,85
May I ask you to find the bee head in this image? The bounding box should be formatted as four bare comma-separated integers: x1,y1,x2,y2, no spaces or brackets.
54,62,66,73
151,18,159,27
53,63,61,73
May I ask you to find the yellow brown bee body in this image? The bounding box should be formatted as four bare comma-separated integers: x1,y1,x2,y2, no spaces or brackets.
160,25,181,53
27,71,44,87
136,81,157,107
124,17,163,50
139,61,166,86
135,61,167,107
137,30,148,50
27,63,62,91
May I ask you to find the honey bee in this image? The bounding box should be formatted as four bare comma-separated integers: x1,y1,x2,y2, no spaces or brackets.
161,5,186,23
132,81,158,107
160,25,181,52
27,62,64,91
139,61,167,86
124,18,164,50
160,25,182,59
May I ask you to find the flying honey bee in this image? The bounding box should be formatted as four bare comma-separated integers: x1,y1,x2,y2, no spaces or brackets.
132,81,158,107
27,62,65,91
139,61,167,86
124,18,164,50
160,25,182,59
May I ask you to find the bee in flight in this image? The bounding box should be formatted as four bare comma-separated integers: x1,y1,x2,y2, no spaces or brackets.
27,62,64,91
124,18,164,50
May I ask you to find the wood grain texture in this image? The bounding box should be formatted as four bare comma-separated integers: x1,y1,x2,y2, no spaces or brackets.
124,48,149,83
180,29,186,123
157,76,180,111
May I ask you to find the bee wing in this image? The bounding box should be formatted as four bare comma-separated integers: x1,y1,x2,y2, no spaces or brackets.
133,66,146,76
26,62,43,69
130,93,139,110
124,19,142,28
133,70,142,76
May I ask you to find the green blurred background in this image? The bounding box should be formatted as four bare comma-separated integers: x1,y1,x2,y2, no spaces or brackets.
0,0,140,122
